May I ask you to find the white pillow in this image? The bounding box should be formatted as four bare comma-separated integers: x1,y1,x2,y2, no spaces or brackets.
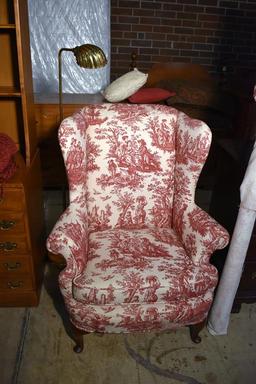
103,68,148,102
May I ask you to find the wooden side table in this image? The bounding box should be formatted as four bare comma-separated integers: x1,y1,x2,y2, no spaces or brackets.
34,93,104,189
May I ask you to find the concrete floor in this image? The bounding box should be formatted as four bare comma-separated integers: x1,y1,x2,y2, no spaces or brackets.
0,307,27,384
1,190,256,384
0,190,64,384
1,286,256,384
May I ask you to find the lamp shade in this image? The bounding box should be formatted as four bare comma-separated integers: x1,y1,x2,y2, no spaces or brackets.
58,43,107,123
72,44,107,69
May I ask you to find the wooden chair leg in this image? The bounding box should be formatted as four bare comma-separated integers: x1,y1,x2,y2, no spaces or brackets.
189,319,206,344
70,322,89,353
46,256,88,353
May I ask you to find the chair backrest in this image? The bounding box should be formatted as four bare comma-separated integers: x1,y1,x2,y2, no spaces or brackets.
58,103,211,232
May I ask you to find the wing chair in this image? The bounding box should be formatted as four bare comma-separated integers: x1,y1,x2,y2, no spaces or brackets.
47,103,229,353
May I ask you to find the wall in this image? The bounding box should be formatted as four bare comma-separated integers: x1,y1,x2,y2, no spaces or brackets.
28,0,110,94
111,0,256,80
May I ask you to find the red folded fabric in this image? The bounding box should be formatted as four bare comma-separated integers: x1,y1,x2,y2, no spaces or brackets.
128,87,176,103
0,133,18,198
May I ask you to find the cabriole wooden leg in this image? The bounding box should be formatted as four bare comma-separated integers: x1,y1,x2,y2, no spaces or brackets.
47,253,88,352
189,319,206,344
70,322,89,353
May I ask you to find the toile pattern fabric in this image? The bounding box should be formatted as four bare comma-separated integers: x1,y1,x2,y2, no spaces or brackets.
46,103,229,333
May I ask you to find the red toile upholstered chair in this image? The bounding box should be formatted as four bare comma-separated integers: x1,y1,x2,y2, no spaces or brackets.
46,103,229,352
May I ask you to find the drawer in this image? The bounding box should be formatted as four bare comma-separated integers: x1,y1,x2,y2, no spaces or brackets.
0,189,25,211
239,262,256,290
0,235,29,254
0,255,31,274
0,212,26,235
0,275,33,291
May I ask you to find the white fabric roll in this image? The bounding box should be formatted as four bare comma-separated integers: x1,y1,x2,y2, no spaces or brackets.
207,208,256,335
207,99,256,335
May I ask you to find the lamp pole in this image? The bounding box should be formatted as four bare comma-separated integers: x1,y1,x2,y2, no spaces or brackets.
58,48,73,123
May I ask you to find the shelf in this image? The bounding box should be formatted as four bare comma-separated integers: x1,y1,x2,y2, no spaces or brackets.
0,1,45,308
0,0,15,25
0,30,20,89
0,24,16,29
0,86,21,96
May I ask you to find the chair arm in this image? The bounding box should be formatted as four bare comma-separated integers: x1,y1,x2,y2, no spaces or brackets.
173,202,229,265
46,204,88,275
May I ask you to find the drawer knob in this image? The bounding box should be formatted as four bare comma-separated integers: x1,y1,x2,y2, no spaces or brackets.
0,242,17,251
7,281,23,289
0,220,16,230
3,262,21,270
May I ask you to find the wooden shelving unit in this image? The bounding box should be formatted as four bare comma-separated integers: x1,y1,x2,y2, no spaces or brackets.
0,0,36,165
0,0,45,307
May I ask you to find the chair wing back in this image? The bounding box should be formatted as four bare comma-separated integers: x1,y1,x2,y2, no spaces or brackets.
58,103,211,233
59,103,178,231
174,110,212,203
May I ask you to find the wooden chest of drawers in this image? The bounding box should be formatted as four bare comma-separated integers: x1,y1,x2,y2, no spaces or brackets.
0,152,45,306
232,221,256,312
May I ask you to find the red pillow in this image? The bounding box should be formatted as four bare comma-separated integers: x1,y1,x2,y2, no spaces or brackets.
128,87,176,103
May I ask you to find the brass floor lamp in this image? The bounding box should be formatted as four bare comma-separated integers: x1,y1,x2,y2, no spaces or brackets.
58,44,107,207
58,44,107,122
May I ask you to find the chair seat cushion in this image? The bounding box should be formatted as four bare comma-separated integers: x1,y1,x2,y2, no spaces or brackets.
73,227,218,306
